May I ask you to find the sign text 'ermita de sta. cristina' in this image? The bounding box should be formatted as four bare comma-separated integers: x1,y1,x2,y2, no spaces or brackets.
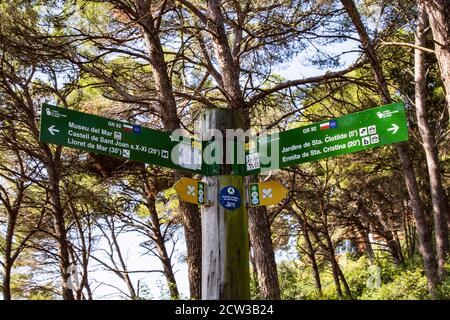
244,102,409,175
39,104,202,173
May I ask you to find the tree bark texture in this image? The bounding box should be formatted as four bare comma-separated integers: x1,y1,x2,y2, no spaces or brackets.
340,0,440,295
415,0,449,279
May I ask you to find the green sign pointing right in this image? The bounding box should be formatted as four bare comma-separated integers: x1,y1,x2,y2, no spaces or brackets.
245,102,409,175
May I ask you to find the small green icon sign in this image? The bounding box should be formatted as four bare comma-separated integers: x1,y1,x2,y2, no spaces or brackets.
249,183,260,206
198,182,205,205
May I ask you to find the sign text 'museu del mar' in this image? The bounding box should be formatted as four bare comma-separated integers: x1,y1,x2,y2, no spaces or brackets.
39,104,202,173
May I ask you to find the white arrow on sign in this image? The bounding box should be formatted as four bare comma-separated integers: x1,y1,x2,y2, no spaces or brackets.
48,125,60,136
387,123,399,134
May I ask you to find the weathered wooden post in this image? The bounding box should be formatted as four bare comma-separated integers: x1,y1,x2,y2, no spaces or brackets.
199,108,250,300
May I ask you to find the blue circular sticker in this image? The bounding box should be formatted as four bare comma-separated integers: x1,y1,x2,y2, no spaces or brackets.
219,186,241,210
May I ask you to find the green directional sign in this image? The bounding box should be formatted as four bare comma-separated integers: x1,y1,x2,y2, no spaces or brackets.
39,104,203,173
245,102,409,175
40,102,409,177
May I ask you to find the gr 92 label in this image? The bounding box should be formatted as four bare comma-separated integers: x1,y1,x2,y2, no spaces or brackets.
219,304,274,315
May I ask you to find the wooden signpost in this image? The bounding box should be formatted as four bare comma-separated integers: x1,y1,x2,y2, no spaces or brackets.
39,101,409,300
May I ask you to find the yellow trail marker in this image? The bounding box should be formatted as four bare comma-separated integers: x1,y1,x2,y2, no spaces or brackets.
174,177,206,205
248,181,288,206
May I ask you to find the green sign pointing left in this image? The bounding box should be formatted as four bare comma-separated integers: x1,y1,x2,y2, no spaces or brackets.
39,104,202,173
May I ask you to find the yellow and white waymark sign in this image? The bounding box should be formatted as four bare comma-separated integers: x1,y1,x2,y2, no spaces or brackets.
174,177,206,205
248,181,289,206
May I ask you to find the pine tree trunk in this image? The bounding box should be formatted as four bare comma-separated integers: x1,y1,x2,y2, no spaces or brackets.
106,217,137,299
206,0,280,300
247,205,281,300
47,163,74,300
144,180,180,299
325,234,344,299
337,263,352,299
2,207,17,300
134,0,202,299
364,230,375,262
340,0,440,295
422,0,450,116
176,182,202,299
301,220,322,297
393,231,406,265
2,263,12,300
415,0,450,279
250,250,260,297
